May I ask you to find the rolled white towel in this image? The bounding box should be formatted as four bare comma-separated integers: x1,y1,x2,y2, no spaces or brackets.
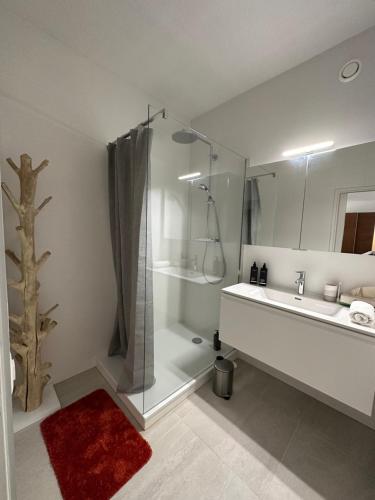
349,300,375,326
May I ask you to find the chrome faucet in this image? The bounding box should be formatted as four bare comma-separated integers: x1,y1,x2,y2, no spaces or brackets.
295,271,306,295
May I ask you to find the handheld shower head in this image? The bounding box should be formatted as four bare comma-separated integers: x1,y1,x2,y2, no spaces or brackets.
196,183,215,203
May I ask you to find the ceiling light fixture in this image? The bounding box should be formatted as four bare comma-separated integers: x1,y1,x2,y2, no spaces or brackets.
178,172,201,181
282,141,334,158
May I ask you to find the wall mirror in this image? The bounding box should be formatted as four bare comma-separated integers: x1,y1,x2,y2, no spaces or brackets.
339,191,375,254
244,140,375,256
242,157,307,249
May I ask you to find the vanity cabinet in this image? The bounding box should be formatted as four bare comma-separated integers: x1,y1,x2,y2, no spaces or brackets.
220,291,375,415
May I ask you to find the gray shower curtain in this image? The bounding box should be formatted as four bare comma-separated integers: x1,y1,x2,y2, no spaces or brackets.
107,126,155,393
242,178,261,245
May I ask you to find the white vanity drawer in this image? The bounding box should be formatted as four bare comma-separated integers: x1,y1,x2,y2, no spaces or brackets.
220,292,375,415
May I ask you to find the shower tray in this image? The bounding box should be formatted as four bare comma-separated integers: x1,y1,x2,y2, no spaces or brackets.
96,323,236,429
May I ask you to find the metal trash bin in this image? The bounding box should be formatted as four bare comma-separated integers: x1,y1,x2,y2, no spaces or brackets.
213,356,234,400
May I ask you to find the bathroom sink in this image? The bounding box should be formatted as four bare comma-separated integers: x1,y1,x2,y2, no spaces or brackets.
222,283,341,317
257,288,341,316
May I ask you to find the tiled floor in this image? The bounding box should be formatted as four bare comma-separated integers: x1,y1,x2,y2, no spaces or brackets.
14,360,375,499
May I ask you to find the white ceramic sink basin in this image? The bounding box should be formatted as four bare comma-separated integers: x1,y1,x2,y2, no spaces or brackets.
222,283,341,317
256,287,341,316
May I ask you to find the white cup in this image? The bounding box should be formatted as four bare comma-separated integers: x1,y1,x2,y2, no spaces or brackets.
323,283,338,302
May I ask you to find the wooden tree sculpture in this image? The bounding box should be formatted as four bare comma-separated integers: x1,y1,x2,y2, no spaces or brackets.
1,154,58,412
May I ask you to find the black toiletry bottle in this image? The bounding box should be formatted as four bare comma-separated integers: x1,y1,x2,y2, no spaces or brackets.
213,330,221,351
250,262,259,285
259,263,268,286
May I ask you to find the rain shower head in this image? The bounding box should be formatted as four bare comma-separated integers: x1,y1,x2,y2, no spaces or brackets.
172,129,198,144
198,183,209,191
172,128,218,161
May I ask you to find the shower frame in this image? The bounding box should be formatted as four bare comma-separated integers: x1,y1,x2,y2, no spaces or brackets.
97,105,249,429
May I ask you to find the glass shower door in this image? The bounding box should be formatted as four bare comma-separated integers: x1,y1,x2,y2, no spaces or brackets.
143,107,246,414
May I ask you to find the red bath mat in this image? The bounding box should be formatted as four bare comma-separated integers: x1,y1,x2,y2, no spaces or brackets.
40,389,152,500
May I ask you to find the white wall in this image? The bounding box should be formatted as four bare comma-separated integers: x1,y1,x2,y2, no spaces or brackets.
149,116,191,330
193,27,375,293
250,141,375,252
247,158,306,249
301,141,375,251
193,27,375,167
182,143,245,336
0,7,179,383
242,245,374,296
0,97,116,384
347,191,375,213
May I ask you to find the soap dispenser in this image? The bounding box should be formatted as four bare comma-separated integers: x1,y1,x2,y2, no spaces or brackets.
259,263,268,287
213,330,221,351
250,262,258,285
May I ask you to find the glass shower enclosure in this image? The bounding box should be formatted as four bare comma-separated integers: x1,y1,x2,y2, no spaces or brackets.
141,106,246,420
100,105,246,427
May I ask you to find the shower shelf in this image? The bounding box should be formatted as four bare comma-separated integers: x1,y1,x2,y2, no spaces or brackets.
153,265,219,285
193,238,220,243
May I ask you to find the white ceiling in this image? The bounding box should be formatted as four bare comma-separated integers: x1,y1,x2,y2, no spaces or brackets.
2,0,375,119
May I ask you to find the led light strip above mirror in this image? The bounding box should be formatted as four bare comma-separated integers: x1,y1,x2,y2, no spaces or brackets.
178,172,201,181
282,140,334,158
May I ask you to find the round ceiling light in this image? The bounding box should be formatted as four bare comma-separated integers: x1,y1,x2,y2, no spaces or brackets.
339,59,362,83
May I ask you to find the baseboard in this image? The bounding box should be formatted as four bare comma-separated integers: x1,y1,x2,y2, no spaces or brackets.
12,383,61,433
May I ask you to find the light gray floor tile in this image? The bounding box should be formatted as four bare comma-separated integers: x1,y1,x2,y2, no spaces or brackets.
55,367,118,407
300,399,375,475
195,359,272,425
54,367,140,429
179,393,279,496
180,371,311,496
15,422,50,469
174,393,200,418
259,376,313,417
16,462,61,500
13,360,375,500
114,419,241,500
219,472,260,500
15,423,62,500
142,410,181,445
261,423,375,500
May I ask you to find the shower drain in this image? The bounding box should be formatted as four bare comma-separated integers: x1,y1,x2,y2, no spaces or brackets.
192,337,203,344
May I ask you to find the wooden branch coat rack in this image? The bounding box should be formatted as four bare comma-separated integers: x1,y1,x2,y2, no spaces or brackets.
1,154,58,412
